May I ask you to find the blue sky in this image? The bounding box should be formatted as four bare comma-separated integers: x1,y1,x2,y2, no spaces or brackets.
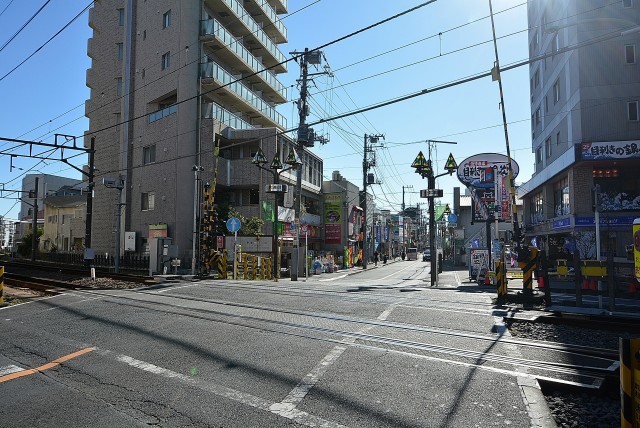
0,0,533,221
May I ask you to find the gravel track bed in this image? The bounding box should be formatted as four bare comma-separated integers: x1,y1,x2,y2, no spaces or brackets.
508,321,625,428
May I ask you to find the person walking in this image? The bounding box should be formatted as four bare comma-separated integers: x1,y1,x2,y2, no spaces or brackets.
374,251,379,266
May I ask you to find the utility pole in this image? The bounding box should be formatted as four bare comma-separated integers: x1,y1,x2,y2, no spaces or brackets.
31,176,39,262
401,185,413,214
362,134,384,269
290,48,329,280
85,136,95,267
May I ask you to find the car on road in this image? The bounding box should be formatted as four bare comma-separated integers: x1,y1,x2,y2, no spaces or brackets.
422,250,431,261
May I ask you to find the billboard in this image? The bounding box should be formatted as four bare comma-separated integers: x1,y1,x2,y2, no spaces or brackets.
456,153,519,189
324,193,342,244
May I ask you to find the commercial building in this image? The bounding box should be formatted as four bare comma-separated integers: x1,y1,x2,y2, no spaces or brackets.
85,0,324,263
519,0,640,262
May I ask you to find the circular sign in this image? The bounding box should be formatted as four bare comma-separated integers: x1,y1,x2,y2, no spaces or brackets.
456,153,519,189
448,213,458,223
301,225,309,234
226,217,241,233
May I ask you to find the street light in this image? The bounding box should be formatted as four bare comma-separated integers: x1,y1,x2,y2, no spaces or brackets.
413,146,457,286
252,145,302,281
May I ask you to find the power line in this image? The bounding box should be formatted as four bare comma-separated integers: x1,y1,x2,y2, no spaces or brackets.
0,2,94,82
0,0,52,53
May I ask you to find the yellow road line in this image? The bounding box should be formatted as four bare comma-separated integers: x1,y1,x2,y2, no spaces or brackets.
0,347,95,383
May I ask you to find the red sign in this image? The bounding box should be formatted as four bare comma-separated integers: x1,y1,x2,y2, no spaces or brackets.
217,236,224,249
325,224,341,244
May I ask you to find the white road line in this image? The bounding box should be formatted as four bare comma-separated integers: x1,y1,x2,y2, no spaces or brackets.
0,365,24,376
156,283,200,293
454,272,462,286
273,303,397,414
319,274,347,282
375,262,418,282
0,294,60,311
99,350,347,428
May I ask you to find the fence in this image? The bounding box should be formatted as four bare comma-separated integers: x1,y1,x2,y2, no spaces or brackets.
34,252,164,273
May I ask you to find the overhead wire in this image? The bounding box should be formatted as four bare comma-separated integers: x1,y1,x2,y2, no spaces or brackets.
0,0,52,53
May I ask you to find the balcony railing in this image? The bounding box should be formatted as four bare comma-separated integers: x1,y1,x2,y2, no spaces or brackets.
148,104,177,123
219,0,287,66
202,101,253,130
201,19,286,100
251,0,287,41
200,61,287,128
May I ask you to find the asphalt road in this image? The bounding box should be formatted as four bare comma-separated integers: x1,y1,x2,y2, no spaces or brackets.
0,259,555,427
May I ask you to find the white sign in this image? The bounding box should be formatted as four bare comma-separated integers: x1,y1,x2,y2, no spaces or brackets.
124,232,136,251
470,249,489,276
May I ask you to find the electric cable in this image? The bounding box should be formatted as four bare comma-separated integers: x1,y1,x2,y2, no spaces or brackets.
0,0,51,53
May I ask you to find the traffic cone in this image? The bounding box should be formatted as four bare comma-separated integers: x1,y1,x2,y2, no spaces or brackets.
582,279,589,290
590,279,597,291
538,277,545,289
485,273,491,285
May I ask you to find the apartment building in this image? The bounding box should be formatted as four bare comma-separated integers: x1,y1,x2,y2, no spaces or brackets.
85,0,323,261
519,0,640,261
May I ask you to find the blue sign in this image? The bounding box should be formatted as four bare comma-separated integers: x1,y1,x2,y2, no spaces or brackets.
448,213,458,223
226,217,241,233
552,217,571,230
575,216,637,227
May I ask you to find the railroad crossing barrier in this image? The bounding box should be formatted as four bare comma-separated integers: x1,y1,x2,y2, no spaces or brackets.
0,266,4,306
495,261,507,305
556,259,568,279
580,260,607,291
230,251,272,281
216,250,228,279
620,338,640,428
518,247,538,297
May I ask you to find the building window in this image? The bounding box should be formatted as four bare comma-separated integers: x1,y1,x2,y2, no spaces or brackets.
623,0,632,8
143,145,156,165
530,192,544,223
249,188,259,205
534,69,540,88
545,137,552,158
556,131,561,146
628,101,639,121
552,33,559,56
118,8,125,26
141,192,155,211
116,78,122,96
161,52,170,70
536,146,542,164
535,107,541,125
554,177,570,216
163,10,171,28
553,79,560,103
117,43,123,60
545,95,548,113
625,45,636,64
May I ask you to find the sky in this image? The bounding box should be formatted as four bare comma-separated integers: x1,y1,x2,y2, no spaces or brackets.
0,0,534,221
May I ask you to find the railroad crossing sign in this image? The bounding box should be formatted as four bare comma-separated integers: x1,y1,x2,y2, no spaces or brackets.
226,217,241,233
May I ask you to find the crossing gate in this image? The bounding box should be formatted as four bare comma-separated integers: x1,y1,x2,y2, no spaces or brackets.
0,265,4,305
518,247,538,294
495,261,507,302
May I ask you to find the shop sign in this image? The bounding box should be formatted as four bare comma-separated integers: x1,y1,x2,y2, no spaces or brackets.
578,141,640,160
149,223,168,238
575,216,637,227
552,217,571,230
325,224,341,244
456,153,519,188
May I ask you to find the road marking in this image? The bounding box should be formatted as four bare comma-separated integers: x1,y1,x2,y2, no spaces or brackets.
105,350,347,428
376,262,417,281
0,347,95,383
319,274,347,282
0,294,59,311
0,365,23,376
454,272,462,286
273,303,397,415
156,283,199,293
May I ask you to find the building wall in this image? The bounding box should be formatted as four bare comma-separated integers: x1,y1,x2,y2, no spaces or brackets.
86,1,290,259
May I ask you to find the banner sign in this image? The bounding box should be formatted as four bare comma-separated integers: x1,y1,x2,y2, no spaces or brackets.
578,141,640,160
324,193,342,224
470,249,489,277
325,224,341,244
575,216,637,227
456,153,519,189
634,219,640,281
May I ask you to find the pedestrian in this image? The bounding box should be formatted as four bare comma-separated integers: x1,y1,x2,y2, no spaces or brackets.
374,251,379,266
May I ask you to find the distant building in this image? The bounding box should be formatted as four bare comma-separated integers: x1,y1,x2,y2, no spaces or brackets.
42,195,87,253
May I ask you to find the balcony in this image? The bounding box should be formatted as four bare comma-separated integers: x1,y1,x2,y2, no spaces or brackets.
200,61,287,129
202,101,254,130
204,0,287,69
200,18,286,101
243,0,287,43
271,0,288,13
